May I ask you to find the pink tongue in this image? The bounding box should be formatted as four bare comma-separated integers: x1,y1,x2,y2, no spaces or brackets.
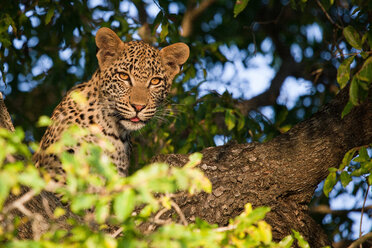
130,117,140,122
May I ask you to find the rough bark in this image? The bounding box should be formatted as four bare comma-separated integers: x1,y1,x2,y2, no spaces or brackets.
0,92,14,131
1,85,371,246
153,85,372,247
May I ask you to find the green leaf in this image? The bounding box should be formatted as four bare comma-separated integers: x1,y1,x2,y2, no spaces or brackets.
356,56,372,83
369,174,372,186
328,167,338,173
337,56,355,89
233,0,250,18
339,148,356,170
358,147,369,161
292,230,310,248
323,172,336,197
45,7,55,25
71,194,96,212
37,115,52,127
184,152,203,168
246,206,271,224
160,23,168,42
114,188,136,222
237,115,245,131
54,207,66,218
341,100,353,118
349,77,360,106
18,167,46,192
225,110,236,131
343,26,362,50
361,33,368,46
340,171,352,188
279,235,294,248
95,201,110,224
0,173,12,210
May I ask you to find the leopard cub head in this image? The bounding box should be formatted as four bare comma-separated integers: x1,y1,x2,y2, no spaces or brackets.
95,27,189,131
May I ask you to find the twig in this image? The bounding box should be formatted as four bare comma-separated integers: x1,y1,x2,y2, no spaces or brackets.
3,188,51,240
310,204,372,216
111,227,124,238
334,51,372,58
347,232,372,248
315,0,342,29
3,189,36,214
248,7,284,55
214,224,237,232
181,0,216,37
153,207,171,225
170,200,188,226
359,184,370,248
42,196,55,219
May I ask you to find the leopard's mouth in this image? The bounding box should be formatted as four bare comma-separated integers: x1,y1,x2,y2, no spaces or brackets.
112,111,147,123
129,117,141,123
115,112,149,131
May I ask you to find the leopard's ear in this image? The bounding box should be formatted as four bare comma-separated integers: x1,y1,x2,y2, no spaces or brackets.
159,43,189,79
95,27,124,69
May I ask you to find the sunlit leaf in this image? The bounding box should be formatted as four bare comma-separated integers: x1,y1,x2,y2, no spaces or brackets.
279,235,294,248
349,77,360,106
341,100,353,118
358,147,369,161
54,207,66,218
95,201,110,224
339,148,356,170
292,230,310,248
160,23,169,42
343,26,362,50
337,56,355,89
37,115,52,127
45,7,55,25
114,188,136,222
234,0,250,18
71,194,96,212
340,171,351,188
225,110,236,131
356,56,372,83
323,171,336,197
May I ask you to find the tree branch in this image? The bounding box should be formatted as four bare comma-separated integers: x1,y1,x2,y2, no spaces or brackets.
181,0,216,37
347,232,372,248
235,57,301,115
154,85,372,246
310,205,372,216
315,0,342,30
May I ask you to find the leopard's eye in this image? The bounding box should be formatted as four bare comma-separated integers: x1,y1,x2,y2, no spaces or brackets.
118,73,129,81
150,78,162,85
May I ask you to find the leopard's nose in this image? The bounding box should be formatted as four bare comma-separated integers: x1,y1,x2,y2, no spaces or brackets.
131,104,146,112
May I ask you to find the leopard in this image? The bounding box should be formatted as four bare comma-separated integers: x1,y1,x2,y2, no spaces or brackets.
33,27,189,180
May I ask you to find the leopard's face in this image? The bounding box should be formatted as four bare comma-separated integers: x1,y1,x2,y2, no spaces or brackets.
101,41,170,131
95,28,189,131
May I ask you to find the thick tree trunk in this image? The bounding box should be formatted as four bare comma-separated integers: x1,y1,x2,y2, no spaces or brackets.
1,86,371,246
153,86,372,247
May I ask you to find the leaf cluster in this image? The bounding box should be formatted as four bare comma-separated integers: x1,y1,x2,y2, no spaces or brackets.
0,125,310,247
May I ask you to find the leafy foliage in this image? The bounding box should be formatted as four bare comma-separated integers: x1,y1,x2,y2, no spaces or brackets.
324,147,372,197
0,126,310,247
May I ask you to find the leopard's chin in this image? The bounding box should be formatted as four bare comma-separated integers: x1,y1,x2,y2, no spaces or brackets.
119,119,146,131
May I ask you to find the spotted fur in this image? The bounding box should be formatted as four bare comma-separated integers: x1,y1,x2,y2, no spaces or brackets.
33,28,189,179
